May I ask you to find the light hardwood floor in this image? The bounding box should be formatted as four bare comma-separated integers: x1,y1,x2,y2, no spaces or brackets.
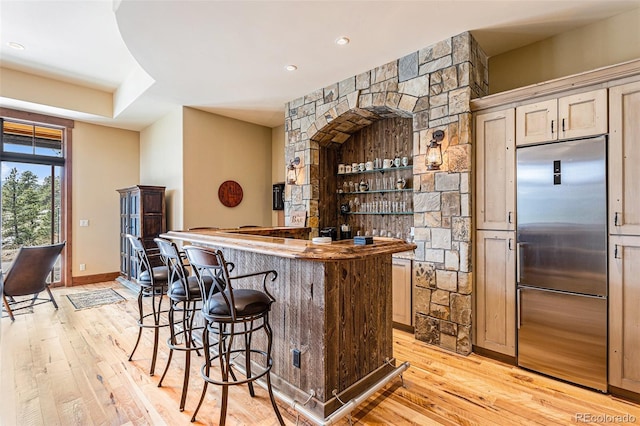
2,281,639,425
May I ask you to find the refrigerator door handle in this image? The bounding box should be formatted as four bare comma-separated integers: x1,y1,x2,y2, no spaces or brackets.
517,288,521,330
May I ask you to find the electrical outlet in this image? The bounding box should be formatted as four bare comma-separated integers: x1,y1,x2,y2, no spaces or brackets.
79,263,86,271
80,219,89,227
293,349,301,368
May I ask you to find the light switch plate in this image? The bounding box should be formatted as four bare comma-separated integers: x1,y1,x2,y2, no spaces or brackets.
80,219,89,227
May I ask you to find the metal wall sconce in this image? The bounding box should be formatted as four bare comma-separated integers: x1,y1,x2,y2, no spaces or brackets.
287,156,301,184
426,130,445,171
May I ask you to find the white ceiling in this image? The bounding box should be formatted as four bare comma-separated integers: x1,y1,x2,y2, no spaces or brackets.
1,0,639,130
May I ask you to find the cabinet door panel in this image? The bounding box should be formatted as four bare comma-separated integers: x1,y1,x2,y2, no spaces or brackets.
609,81,640,235
475,230,516,356
516,99,557,145
609,235,640,393
142,192,164,214
392,258,412,326
558,89,607,139
475,109,515,230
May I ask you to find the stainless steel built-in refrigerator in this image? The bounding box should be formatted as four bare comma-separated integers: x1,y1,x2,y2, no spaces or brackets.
516,136,607,392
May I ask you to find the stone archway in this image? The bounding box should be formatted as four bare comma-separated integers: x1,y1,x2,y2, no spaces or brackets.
284,32,488,355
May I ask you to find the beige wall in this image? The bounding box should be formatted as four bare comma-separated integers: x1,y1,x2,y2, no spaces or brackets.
72,122,139,276
140,107,184,230
0,67,113,117
489,7,640,93
182,107,272,229
271,125,285,226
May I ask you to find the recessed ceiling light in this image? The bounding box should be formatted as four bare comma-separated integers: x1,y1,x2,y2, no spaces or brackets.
285,64,298,71
7,41,25,50
335,37,350,46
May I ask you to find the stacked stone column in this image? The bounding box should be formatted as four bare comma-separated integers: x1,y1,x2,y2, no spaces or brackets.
284,32,488,355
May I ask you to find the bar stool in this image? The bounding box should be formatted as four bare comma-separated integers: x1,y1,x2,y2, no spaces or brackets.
153,237,214,411
183,245,284,425
126,234,169,376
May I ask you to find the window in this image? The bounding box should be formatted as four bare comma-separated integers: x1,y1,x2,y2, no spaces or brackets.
1,111,72,285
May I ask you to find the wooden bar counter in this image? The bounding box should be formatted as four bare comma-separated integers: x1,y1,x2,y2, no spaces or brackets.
161,228,416,420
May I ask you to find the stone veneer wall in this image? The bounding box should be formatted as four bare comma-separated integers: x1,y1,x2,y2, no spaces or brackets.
284,32,488,355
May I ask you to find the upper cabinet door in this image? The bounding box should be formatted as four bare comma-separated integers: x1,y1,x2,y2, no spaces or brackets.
558,89,608,139
476,109,516,231
516,99,557,146
516,89,607,146
609,81,640,236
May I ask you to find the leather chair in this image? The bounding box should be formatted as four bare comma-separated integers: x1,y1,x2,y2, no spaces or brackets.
125,234,169,376
183,245,284,425
2,242,65,321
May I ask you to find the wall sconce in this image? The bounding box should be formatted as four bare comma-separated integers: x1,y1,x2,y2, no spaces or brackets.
426,130,445,171
287,157,301,184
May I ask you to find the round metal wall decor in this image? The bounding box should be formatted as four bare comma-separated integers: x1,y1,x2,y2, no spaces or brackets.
218,180,243,207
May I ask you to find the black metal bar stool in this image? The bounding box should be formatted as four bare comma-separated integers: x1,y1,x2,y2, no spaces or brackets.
126,234,169,376
153,237,215,411
183,245,284,425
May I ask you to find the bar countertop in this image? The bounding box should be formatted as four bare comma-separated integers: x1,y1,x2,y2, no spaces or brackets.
161,228,416,261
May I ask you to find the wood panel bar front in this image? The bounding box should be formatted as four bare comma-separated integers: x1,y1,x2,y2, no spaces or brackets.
162,229,415,419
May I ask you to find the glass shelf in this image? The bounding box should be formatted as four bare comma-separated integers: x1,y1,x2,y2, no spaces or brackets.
343,211,414,216
338,189,412,195
337,165,412,176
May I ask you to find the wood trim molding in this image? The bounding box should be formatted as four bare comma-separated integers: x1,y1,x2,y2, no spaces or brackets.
471,58,640,112
0,107,75,128
609,385,640,404
472,345,517,366
64,127,72,286
71,272,120,286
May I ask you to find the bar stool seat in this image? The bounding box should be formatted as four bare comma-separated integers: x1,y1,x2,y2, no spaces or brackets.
204,289,271,316
167,275,201,298
139,267,169,282
184,245,284,426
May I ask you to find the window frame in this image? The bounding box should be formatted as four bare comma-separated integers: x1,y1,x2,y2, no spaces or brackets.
0,107,73,286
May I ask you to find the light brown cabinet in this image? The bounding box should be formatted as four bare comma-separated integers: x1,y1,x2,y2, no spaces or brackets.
609,81,640,236
475,109,515,231
472,63,640,396
474,107,516,357
392,257,413,327
609,235,640,393
608,80,640,395
474,230,516,357
516,89,607,146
